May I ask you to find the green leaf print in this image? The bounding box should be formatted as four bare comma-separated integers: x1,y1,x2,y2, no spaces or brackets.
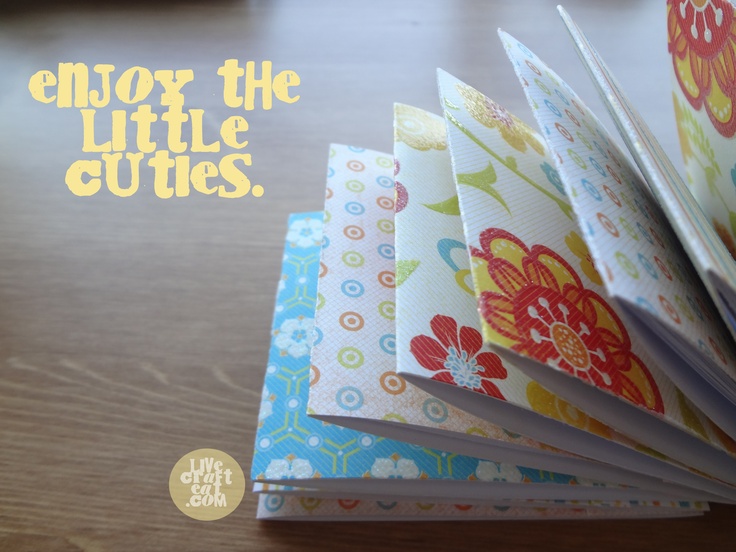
445,110,574,220
396,260,420,286
443,97,460,110
674,93,722,187
705,166,719,197
423,195,461,216
457,163,510,214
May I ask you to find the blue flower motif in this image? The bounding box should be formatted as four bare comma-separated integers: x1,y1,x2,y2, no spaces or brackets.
540,162,566,196
274,317,315,357
443,346,481,389
286,217,323,248
730,163,736,190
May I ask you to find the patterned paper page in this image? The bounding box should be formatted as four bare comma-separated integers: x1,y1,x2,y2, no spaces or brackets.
253,211,659,501
394,110,576,447
437,68,736,487
394,103,526,406
553,8,736,440
667,0,736,277
497,32,736,466
257,493,706,521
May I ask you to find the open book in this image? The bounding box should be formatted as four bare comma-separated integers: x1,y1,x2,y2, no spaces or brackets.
251,5,736,520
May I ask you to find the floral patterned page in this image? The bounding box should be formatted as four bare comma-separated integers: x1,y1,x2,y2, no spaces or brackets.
393,104,518,403
498,32,736,477
668,0,736,277
252,211,686,504
437,68,736,489
389,104,719,494
257,492,706,521
560,3,736,436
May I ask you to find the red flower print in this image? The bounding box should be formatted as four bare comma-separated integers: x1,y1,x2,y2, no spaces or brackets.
472,228,664,414
668,0,736,136
410,314,507,399
395,181,409,213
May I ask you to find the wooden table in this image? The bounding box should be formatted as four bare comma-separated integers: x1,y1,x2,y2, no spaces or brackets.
1,1,734,549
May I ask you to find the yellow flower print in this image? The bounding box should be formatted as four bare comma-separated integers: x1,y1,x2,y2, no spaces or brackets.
565,231,603,285
526,380,611,439
474,228,665,413
394,104,447,151
456,83,545,155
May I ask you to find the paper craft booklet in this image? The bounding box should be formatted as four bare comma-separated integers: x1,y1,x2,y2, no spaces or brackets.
252,3,736,520
252,211,708,520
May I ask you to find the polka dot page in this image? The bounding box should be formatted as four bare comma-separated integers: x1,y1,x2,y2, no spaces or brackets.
502,29,730,369
556,8,736,424
497,33,736,468
256,491,707,520
308,144,412,421
437,66,736,481
502,28,736,399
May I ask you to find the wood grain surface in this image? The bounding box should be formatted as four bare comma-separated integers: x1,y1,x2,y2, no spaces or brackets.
1,1,734,550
